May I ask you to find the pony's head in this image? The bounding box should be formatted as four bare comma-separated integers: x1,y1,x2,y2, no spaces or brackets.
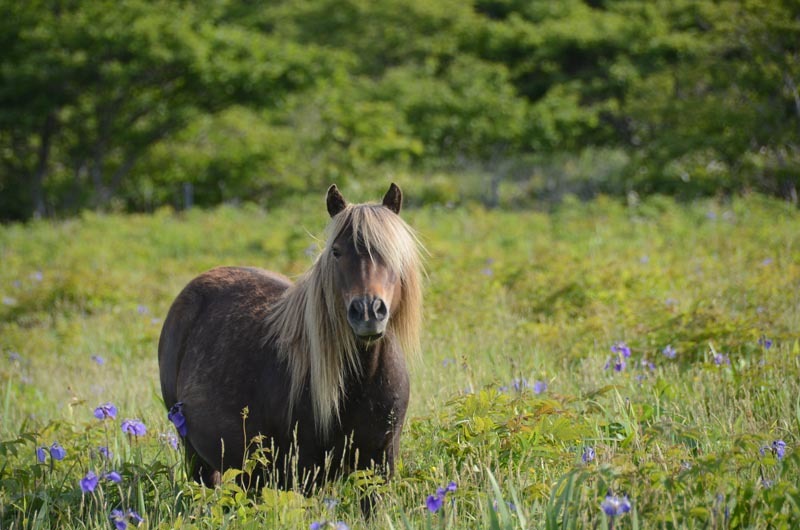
267,183,423,435
325,183,408,341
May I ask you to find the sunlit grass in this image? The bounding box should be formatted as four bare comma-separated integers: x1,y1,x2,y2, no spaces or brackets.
1,194,799,528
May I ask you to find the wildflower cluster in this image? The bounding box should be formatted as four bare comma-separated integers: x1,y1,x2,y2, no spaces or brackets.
500,378,547,394
426,481,457,513
36,442,66,463
80,470,123,493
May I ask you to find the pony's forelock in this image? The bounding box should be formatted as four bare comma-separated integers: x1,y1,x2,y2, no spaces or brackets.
264,203,423,436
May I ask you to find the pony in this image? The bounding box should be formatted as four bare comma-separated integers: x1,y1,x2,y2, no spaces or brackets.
158,183,423,502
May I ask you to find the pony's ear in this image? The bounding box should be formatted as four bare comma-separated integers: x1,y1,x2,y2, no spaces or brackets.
382,183,402,214
326,184,347,217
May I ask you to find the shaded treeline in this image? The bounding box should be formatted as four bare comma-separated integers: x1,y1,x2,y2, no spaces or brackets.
1,0,798,220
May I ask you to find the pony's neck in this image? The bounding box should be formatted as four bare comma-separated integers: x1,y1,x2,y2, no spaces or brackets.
355,334,393,381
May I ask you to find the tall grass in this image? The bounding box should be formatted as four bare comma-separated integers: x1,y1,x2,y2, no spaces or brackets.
1,195,799,528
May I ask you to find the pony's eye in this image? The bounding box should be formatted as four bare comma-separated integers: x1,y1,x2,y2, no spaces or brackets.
331,247,341,258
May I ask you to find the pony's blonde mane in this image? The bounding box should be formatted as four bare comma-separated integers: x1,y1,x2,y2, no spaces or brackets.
264,203,423,436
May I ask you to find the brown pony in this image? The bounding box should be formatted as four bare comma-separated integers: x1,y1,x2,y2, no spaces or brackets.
158,183,423,499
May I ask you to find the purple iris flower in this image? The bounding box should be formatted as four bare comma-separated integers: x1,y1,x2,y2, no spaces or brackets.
759,336,773,349
601,492,631,517
91,354,105,365
110,509,127,530
49,442,66,461
533,380,547,394
127,510,143,525
605,357,626,371
121,419,147,437
105,471,122,483
168,402,187,437
80,471,99,493
426,480,456,513
511,378,528,392
98,446,112,459
582,447,595,463
713,353,730,366
426,493,444,513
94,402,117,420
662,345,677,359
772,440,786,460
611,342,632,358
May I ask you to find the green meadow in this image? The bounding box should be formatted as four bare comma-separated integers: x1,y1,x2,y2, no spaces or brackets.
1,193,799,529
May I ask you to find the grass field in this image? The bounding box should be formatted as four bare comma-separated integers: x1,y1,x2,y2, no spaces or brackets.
1,193,799,529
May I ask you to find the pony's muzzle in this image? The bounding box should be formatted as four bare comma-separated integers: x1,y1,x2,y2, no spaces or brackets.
347,295,389,338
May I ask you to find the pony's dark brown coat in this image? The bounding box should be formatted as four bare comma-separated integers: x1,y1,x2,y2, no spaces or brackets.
158,184,420,495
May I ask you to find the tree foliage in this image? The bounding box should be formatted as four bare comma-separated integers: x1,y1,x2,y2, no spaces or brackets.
1,0,798,220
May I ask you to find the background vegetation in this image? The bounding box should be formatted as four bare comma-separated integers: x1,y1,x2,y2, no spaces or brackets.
1,194,799,528
2,0,800,221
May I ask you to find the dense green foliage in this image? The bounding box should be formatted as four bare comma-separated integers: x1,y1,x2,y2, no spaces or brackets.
1,193,799,528
2,0,799,220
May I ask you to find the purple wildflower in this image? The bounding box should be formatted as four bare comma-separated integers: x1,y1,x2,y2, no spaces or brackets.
110,509,127,530
31,271,43,282
310,522,348,530
80,471,99,493
492,499,516,511
94,402,117,420
36,446,47,463
98,446,112,459
713,353,730,366
160,432,179,450
49,442,66,461
91,354,105,365
759,336,773,349
121,419,146,437
426,493,444,513
772,440,786,460
511,378,528,392
426,481,456,513
168,402,187,437
601,492,631,517
611,342,632,358
105,471,122,483
136,305,149,315
662,345,677,359
532,380,547,394
322,497,339,510
127,509,143,525
605,357,626,372
8,351,21,362
582,447,595,463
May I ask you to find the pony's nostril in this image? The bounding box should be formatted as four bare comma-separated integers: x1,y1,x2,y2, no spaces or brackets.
372,297,388,321
348,299,366,322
